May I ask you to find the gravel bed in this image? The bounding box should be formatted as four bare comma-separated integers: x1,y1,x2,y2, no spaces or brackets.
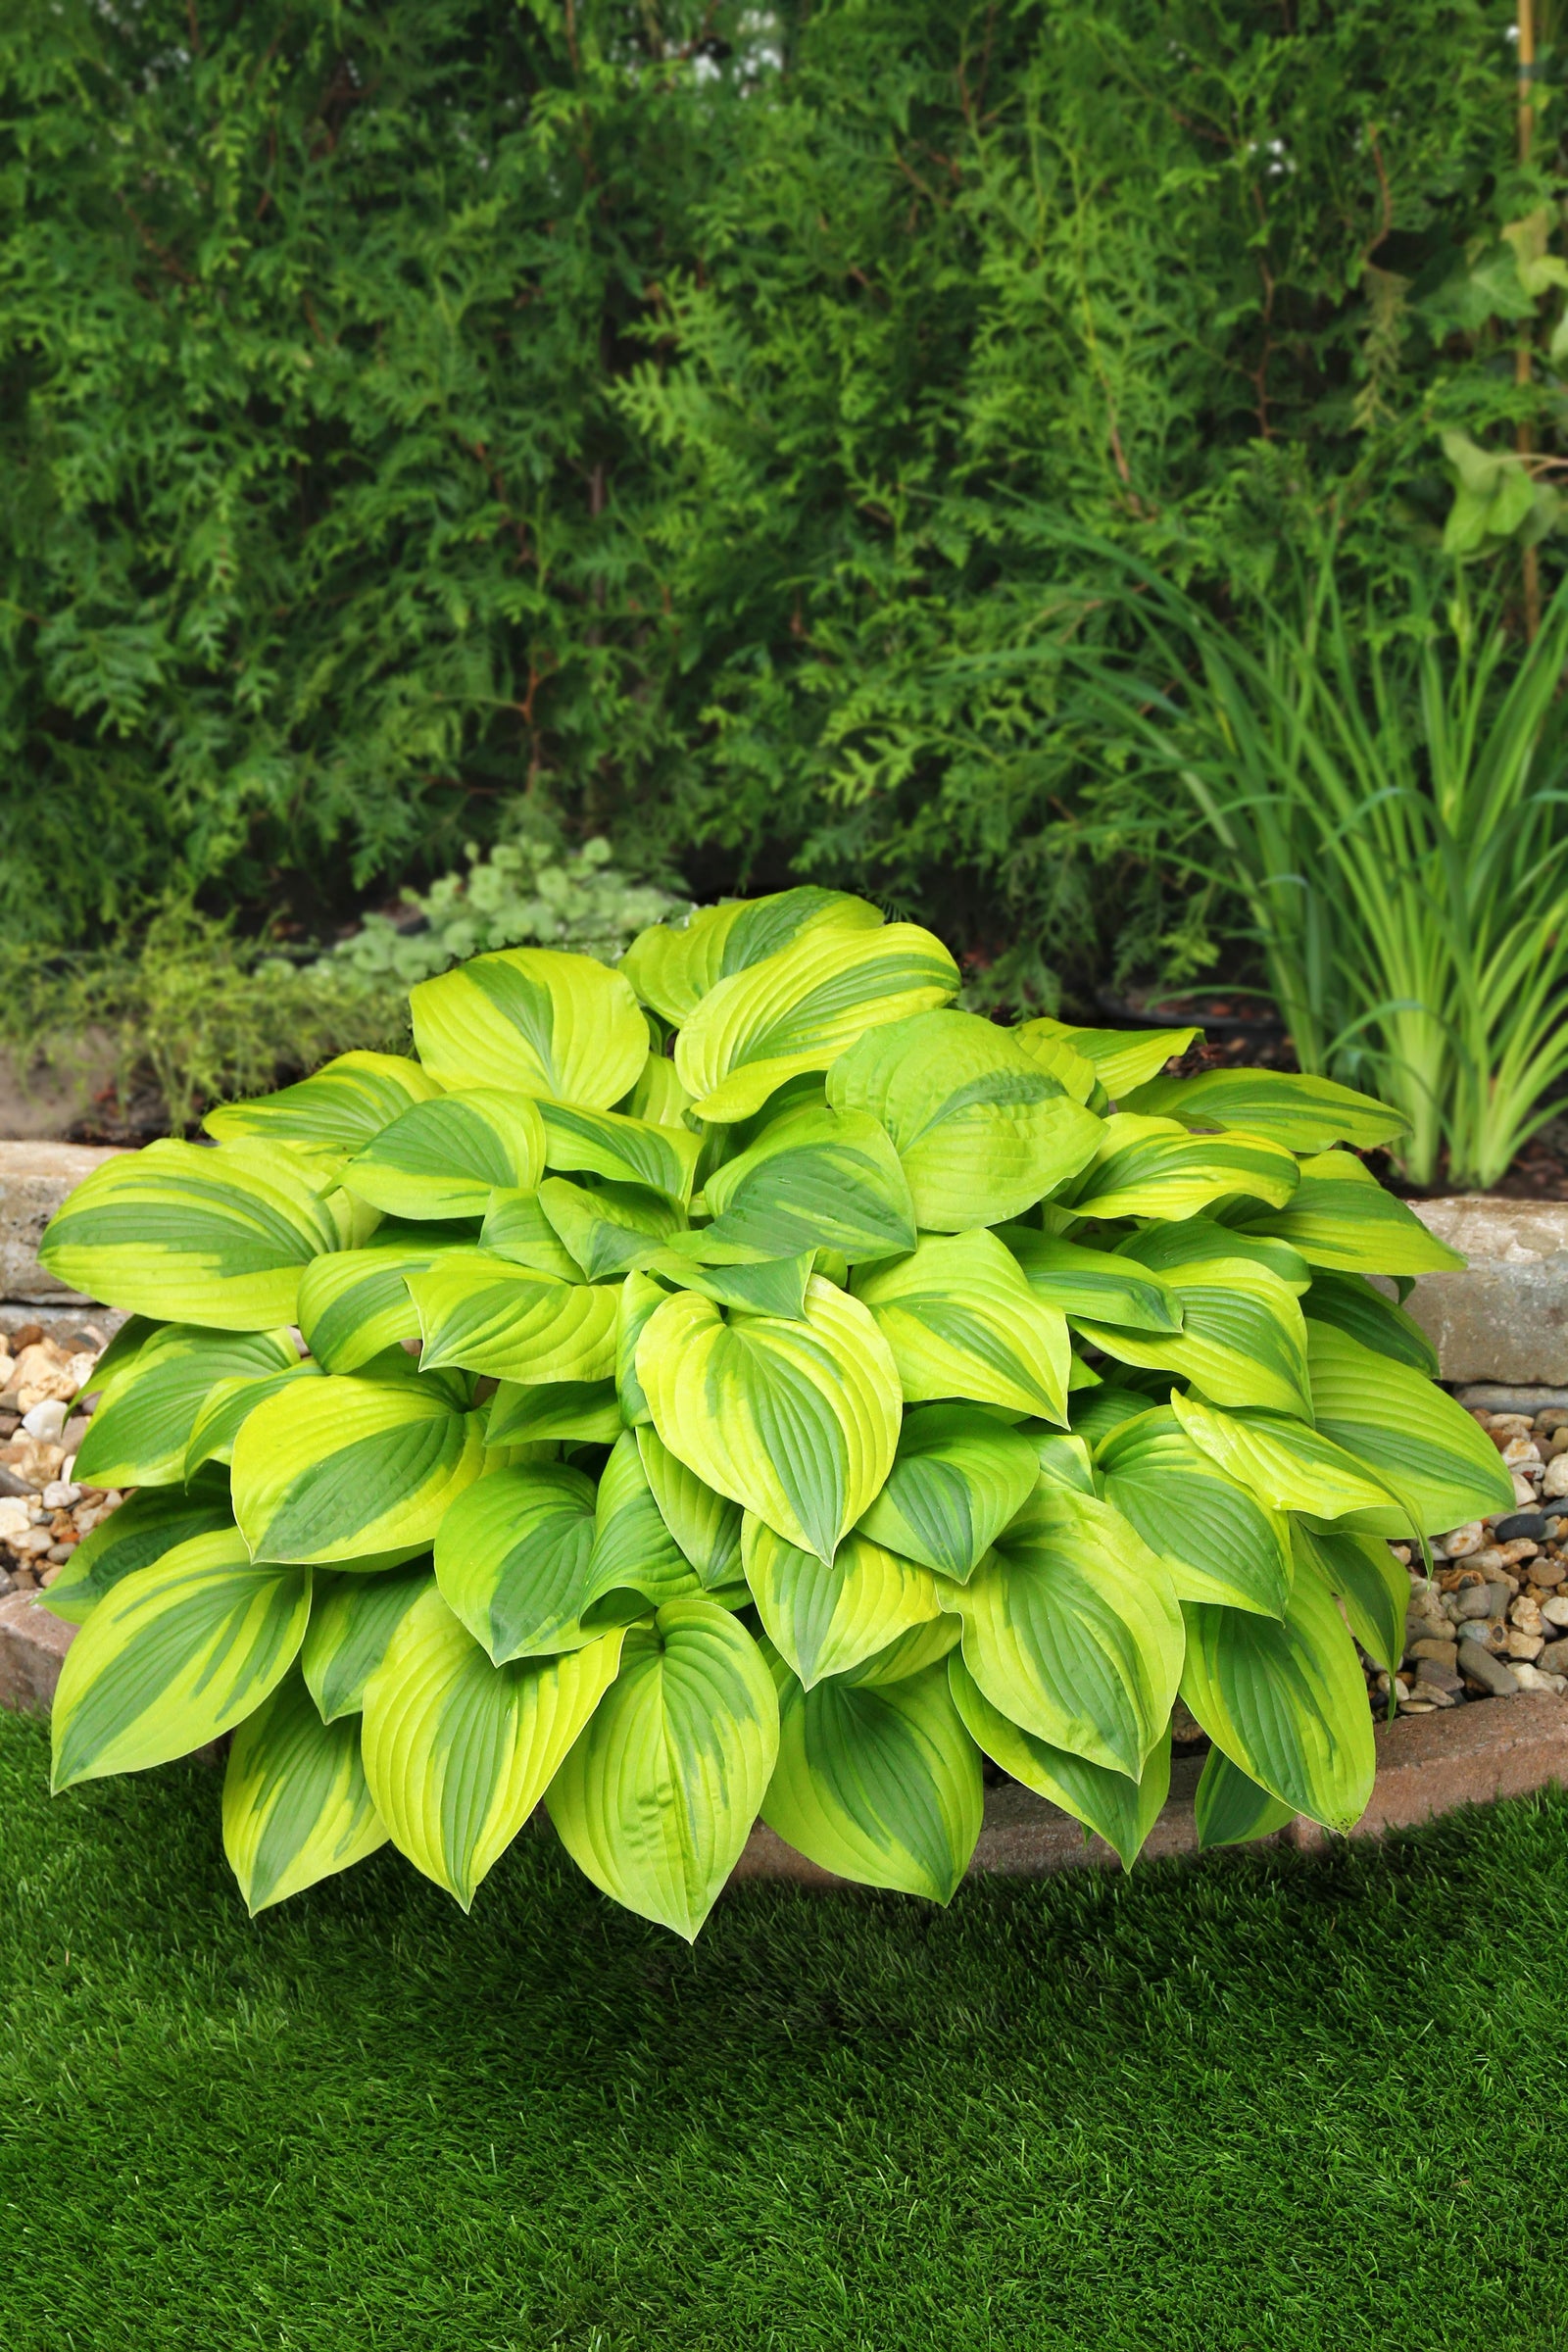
1379,1401,1568,1716
0,1323,122,1596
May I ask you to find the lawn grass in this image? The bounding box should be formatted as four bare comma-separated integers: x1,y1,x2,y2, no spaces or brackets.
3,1707,1567,2352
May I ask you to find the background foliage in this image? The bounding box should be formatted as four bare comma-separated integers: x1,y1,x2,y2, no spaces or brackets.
2,0,1561,1002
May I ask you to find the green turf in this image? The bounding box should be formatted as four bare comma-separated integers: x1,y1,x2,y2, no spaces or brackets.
3,1708,1568,2352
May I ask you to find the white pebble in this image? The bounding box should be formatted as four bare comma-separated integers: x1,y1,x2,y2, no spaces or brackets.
1440,1523,1485,1557
1513,1662,1567,1693
1543,1454,1568,1500
0,1496,29,1541
1542,1594,1568,1630
40,1480,79,1511
20,1398,67,1441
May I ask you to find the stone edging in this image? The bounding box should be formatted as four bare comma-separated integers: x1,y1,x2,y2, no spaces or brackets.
7,1592,1566,1878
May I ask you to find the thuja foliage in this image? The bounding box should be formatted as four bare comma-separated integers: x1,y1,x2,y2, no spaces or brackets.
2,0,1552,995
36,891,1509,1935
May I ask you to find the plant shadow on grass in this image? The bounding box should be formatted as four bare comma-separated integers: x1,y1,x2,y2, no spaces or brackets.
2,1710,1566,2352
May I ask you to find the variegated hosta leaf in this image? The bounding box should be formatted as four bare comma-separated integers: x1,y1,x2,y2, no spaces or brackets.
635,1426,744,1592
51,1531,311,1789
1005,1023,1101,1104
584,1430,700,1617
615,1269,665,1426
621,886,883,1025
204,1051,444,1149
742,1515,944,1688
855,1402,1040,1583
75,1312,159,1407
433,1463,600,1661
222,1668,388,1913
296,1225,480,1374
1033,1431,1098,1494
38,1138,345,1330
1170,1389,1405,1529
1096,1407,1293,1617
1180,1551,1375,1833
621,1051,696,1129
233,1377,486,1564
184,1360,324,1475
479,1187,584,1280
760,1651,982,1900
942,1482,1184,1778
1119,1066,1405,1152
1306,1321,1513,1533
1193,1747,1297,1849
1013,1017,1199,1101
1228,1149,1465,1275
407,1252,619,1383
410,945,648,1108
1294,1521,1406,1677
362,1584,624,1909
851,1229,1072,1422
998,1228,1182,1333
1068,1388,1160,1446
71,1324,299,1489
649,1243,815,1320
837,1614,962,1686
485,1377,623,1446
339,1088,546,1220
673,918,960,1123
38,1471,236,1626
949,1656,1171,1869
1115,1213,1311,1295
547,1600,780,1939
1065,1115,1300,1222
537,1175,683,1281
637,1277,902,1563
538,1097,703,1202
826,1008,1102,1231
1072,1254,1311,1419
1302,1274,1439,1376
698,1102,918,1263
302,1565,433,1722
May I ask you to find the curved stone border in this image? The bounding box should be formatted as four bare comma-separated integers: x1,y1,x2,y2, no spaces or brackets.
7,1591,1565,1878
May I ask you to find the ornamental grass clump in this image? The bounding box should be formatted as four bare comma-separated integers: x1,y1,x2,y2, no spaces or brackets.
36,890,1510,1936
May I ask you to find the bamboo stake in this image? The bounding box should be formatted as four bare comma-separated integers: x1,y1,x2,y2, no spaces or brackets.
1519,0,1541,638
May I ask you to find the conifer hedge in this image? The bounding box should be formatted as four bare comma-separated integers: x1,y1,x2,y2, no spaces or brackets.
0,0,1544,987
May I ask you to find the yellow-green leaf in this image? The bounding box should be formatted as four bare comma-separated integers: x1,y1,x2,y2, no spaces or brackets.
942,1483,1183,1778
1066,1114,1300,1222
742,1515,944,1688
410,946,648,1108
547,1601,779,1938
1120,1066,1405,1152
222,1667,388,1913
51,1531,311,1788
673,919,960,1123
1229,1149,1465,1275
233,1376,486,1564
204,1052,443,1149
621,887,883,1024
761,1650,981,1899
826,1008,1102,1230
38,1138,344,1330
637,1277,901,1563
362,1585,623,1909
852,1228,1071,1421
407,1252,619,1383
949,1655,1171,1868
340,1088,546,1220
854,1402,1039,1582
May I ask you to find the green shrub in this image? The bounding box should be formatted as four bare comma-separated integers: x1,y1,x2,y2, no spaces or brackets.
2,0,1550,998
0,906,404,1138
37,890,1507,1935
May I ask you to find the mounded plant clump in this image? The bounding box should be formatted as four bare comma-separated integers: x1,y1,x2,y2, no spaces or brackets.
37,891,1509,1936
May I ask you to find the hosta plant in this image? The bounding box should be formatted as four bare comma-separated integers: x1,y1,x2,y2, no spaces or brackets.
36,890,1509,1937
